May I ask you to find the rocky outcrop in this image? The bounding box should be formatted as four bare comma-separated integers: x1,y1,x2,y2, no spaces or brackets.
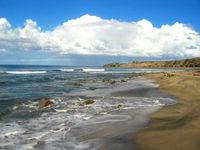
102,79,116,84
104,57,200,68
38,98,54,108
73,82,82,87
163,73,175,78
193,71,200,76
102,79,127,84
120,79,127,82
76,99,95,106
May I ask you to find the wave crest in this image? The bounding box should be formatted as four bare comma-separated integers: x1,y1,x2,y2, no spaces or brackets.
6,71,47,74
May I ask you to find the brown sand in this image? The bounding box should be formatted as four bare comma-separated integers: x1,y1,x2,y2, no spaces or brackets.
134,71,200,150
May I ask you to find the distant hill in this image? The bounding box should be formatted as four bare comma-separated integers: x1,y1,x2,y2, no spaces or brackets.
104,57,200,68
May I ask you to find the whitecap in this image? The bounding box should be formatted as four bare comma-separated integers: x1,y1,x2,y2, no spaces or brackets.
82,68,105,72
83,116,91,120
60,69,74,72
6,71,46,74
55,109,68,113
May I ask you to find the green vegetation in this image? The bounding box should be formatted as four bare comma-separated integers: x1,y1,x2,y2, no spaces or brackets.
104,57,200,68
104,63,121,67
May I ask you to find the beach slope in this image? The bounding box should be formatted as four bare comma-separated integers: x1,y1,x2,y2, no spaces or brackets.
134,71,200,150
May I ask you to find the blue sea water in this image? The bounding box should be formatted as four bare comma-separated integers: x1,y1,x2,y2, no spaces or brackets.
0,65,179,149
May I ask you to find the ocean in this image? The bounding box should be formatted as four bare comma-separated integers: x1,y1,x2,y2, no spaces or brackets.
0,65,179,149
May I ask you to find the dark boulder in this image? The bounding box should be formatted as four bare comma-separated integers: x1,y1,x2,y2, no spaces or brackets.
84,99,95,105
120,79,127,83
73,82,82,87
38,98,54,108
76,99,95,106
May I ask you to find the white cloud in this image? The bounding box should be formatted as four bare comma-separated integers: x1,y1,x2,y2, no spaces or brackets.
0,18,11,30
0,14,200,58
0,48,6,52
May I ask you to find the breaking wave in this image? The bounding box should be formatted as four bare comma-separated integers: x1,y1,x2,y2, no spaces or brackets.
59,68,105,73
5,71,47,74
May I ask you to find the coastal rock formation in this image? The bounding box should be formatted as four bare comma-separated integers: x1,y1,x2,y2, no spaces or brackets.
120,79,127,82
163,73,175,78
38,98,54,108
104,57,200,68
102,79,116,84
193,71,200,76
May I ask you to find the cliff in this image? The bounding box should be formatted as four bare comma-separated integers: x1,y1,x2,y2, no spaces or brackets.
104,57,200,68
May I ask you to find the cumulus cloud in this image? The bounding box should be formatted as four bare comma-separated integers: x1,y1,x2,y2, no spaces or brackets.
0,14,200,58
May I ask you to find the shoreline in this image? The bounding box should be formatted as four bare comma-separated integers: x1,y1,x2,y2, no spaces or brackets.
134,70,200,150
76,77,169,150
75,76,176,150
0,71,174,150
1,68,199,149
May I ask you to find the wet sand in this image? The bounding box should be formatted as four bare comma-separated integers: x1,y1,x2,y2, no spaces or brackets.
78,107,161,150
111,87,172,98
77,77,175,150
134,70,200,150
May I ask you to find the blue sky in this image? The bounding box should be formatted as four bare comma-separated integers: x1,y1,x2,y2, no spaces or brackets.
0,0,199,65
1,0,200,30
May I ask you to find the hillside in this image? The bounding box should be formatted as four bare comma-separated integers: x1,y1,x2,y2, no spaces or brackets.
104,57,200,68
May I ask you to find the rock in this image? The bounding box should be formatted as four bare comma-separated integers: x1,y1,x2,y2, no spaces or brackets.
102,79,116,84
76,99,95,106
38,98,54,108
127,73,137,78
164,73,175,77
84,99,95,105
76,101,84,106
73,82,82,86
88,87,97,90
112,104,123,109
193,73,200,76
117,104,122,108
102,79,111,82
110,80,116,84
120,79,127,83
34,141,45,148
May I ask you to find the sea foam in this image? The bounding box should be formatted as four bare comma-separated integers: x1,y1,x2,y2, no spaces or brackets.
60,69,74,72
82,68,105,72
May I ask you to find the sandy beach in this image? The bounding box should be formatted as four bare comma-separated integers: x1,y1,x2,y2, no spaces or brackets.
134,70,200,150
